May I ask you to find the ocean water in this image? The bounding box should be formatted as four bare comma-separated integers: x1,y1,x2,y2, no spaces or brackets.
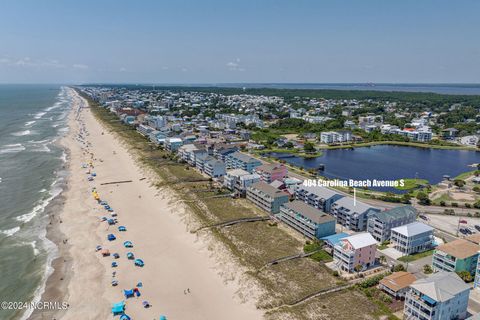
0,85,70,320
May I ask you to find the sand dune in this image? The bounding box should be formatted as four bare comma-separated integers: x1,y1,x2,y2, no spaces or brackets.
53,89,263,319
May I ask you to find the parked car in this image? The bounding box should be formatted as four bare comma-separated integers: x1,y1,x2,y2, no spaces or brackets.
475,225,480,232
419,215,428,221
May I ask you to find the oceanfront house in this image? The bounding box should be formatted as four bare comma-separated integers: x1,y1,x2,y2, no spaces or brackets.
253,163,287,184
137,124,154,136
225,152,262,173
236,173,261,197
432,239,479,276
204,158,226,178
294,185,344,213
366,206,417,243
224,169,250,190
442,128,458,140
279,200,336,239
390,222,434,256
165,137,183,152
333,232,377,273
379,271,416,300
246,181,289,214
404,272,470,320
330,198,380,231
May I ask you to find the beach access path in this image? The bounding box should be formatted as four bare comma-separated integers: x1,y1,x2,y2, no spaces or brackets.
57,89,263,319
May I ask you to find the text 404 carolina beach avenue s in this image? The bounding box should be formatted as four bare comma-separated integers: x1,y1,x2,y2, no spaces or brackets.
302,178,405,188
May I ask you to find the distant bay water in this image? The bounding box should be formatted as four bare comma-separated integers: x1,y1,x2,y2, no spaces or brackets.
174,83,480,95
0,85,70,320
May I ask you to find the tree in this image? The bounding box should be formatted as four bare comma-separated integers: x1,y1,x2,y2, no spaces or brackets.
457,271,473,282
423,264,433,274
303,142,316,153
454,179,466,188
416,192,431,205
379,255,387,264
354,264,363,273
393,264,405,272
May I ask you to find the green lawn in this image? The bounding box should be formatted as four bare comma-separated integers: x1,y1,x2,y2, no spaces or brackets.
398,249,434,262
455,170,477,180
395,178,429,190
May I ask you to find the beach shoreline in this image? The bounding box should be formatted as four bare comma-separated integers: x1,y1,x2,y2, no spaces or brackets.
29,87,263,320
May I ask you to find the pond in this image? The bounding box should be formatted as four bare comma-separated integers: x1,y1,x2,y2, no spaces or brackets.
269,145,480,192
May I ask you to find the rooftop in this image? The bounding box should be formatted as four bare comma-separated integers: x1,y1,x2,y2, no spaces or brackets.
391,221,433,237
250,181,288,199
379,271,416,292
370,206,417,223
297,185,342,200
282,200,336,225
435,239,479,259
343,232,377,249
410,272,470,302
333,197,377,213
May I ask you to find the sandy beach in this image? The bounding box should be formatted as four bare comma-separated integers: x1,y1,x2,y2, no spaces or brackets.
31,88,263,320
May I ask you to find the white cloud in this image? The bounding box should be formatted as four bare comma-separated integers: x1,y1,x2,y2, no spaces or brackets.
226,58,245,71
72,63,89,69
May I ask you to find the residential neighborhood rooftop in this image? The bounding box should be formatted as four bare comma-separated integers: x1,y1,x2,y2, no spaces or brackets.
282,200,335,225
391,221,433,237
379,271,416,292
410,272,470,302
435,239,479,259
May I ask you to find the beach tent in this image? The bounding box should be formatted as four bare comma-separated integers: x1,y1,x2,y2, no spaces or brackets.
95,245,102,251
134,259,144,267
111,280,118,286
118,226,127,231
100,201,108,206
160,316,167,320
111,301,125,315
108,219,116,225
142,300,150,308
100,249,110,256
107,234,116,241
124,241,133,248
113,253,120,259
104,205,111,210
127,252,134,259
111,262,118,268
124,289,135,299
120,315,131,320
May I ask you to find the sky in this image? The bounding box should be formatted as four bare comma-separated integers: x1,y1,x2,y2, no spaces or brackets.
1,0,480,84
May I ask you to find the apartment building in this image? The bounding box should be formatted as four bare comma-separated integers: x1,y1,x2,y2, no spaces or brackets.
246,181,289,214
391,222,434,256
295,185,344,213
404,272,470,320
253,163,287,183
366,206,417,243
333,232,377,273
320,131,352,144
204,158,226,178
213,144,239,162
165,137,183,152
330,197,380,231
225,152,262,173
224,169,250,190
279,200,336,239
432,239,479,276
